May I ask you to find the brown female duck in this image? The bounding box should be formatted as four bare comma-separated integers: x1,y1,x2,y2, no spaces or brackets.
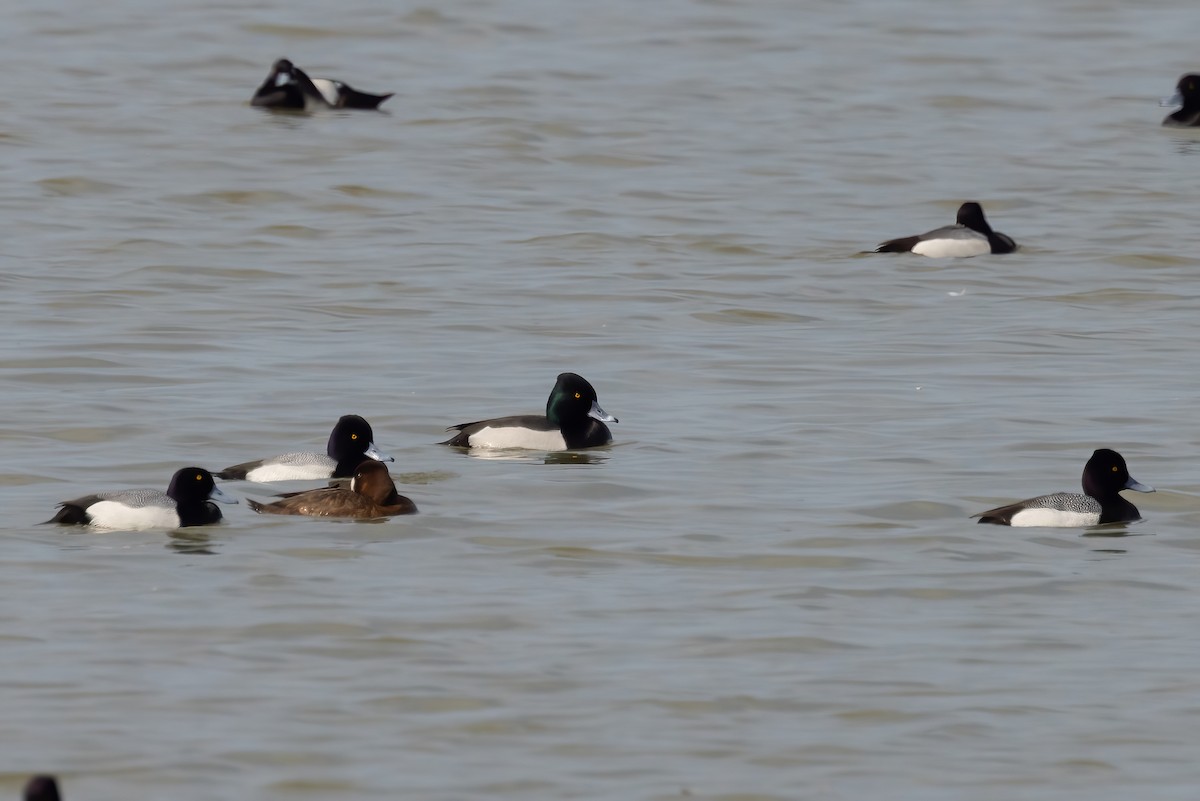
246,461,416,518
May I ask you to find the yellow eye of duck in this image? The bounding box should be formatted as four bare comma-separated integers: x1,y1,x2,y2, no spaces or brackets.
1111,465,1118,472
195,473,203,481
574,392,581,399
351,433,359,440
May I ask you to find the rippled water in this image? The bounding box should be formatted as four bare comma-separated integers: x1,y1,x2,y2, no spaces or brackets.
4,0,1200,798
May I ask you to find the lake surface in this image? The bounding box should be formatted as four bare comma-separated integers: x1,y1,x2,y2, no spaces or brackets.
4,0,1200,798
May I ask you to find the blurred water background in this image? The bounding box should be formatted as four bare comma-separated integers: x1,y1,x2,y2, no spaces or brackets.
4,0,1200,798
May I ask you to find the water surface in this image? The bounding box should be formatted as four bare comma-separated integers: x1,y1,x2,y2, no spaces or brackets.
4,0,1200,798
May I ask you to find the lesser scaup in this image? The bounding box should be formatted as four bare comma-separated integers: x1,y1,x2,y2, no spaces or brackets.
443,372,618,450
251,58,393,110
973,448,1154,527
875,202,1017,257
24,777,60,801
246,460,416,517
45,467,238,530
1162,73,1200,127
217,414,393,482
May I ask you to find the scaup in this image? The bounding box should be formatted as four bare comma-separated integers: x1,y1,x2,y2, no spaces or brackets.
443,372,617,450
875,202,1017,257
246,460,416,517
973,448,1153,527
251,58,393,110
217,414,393,482
45,467,237,530
24,777,60,801
1162,73,1200,127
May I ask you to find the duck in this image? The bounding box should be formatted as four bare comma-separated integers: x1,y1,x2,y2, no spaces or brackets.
1162,73,1200,127
217,414,393,482
24,777,60,801
246,460,416,517
443,372,617,450
45,467,237,530
250,58,393,110
973,449,1154,527
874,202,1017,257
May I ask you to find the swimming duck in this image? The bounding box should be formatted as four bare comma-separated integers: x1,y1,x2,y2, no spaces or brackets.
875,202,1017,257
973,449,1153,527
1162,73,1200,127
246,460,416,517
46,467,237,530
443,372,617,450
251,58,393,110
217,414,393,482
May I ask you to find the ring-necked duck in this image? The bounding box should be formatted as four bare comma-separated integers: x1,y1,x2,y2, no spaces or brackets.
217,414,393,482
24,776,60,801
45,467,237,530
1162,73,1200,127
875,202,1017,257
251,58,393,110
246,460,416,517
973,449,1154,527
443,372,617,451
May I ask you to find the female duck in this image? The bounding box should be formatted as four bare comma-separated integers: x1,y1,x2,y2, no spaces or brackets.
246,460,416,518
1162,73,1200,127
875,202,1017,257
973,449,1153,527
46,467,237,530
443,372,617,450
251,58,393,110
218,414,393,482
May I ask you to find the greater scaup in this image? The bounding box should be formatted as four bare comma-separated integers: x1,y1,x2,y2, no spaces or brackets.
45,467,237,530
875,202,1017,257
251,58,393,110
973,448,1154,527
443,372,617,450
217,414,393,482
246,460,416,517
1162,73,1200,127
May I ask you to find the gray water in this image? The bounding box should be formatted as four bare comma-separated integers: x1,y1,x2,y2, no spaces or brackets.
4,0,1200,798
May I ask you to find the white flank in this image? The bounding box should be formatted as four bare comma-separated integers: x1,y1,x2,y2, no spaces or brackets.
245,462,333,482
274,72,291,87
85,500,180,531
911,237,990,258
311,78,341,106
467,426,568,451
1007,508,1100,528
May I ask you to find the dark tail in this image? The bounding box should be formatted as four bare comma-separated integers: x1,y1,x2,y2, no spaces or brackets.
44,504,88,525
341,88,393,110
874,236,919,253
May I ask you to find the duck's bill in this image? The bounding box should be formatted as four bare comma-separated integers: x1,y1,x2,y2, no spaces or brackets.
1124,477,1154,493
1160,91,1183,108
210,485,240,504
365,443,395,463
588,400,618,424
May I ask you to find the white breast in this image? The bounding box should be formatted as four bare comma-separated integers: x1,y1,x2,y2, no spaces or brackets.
85,500,181,531
467,426,568,451
1007,507,1100,528
310,78,342,106
911,236,991,258
244,462,334,482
